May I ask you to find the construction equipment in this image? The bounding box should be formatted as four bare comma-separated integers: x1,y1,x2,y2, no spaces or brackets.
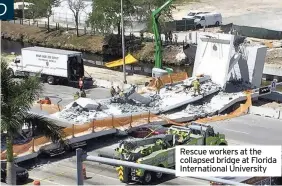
151,0,174,77
115,122,228,184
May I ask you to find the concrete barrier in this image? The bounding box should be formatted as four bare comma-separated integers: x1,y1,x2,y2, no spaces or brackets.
248,106,280,119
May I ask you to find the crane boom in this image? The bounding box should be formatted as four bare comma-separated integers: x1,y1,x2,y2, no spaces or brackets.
152,0,174,69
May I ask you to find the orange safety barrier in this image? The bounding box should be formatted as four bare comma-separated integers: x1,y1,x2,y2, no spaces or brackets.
0,112,160,160
160,91,252,126
33,103,62,114
82,164,87,179
148,72,188,88
196,91,252,124
33,180,41,185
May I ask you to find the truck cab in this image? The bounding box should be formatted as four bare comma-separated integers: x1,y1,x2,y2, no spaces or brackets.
169,123,227,146
8,56,24,76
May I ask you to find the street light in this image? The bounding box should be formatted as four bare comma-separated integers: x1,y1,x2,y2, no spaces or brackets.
22,0,25,20
121,0,127,84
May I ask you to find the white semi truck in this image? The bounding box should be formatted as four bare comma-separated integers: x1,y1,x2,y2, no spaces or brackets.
8,47,93,87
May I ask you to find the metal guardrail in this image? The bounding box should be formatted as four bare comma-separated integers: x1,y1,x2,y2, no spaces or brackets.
76,148,249,185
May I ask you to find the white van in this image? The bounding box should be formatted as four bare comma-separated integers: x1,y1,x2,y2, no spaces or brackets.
194,12,222,28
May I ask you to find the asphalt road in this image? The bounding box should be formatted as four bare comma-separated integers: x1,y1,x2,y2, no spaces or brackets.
40,83,111,107
207,114,282,145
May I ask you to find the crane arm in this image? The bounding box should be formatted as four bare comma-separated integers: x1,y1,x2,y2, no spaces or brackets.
152,0,174,69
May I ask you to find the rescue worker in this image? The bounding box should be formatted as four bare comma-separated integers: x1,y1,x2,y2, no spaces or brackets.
80,90,86,98
165,32,168,45
78,77,84,91
119,91,124,97
110,86,116,97
193,78,201,96
74,91,80,100
174,34,178,45
38,97,51,104
116,86,121,95
168,31,173,44
155,77,164,94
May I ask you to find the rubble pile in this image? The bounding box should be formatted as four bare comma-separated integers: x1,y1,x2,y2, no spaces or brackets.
56,98,122,123
54,78,223,124
183,91,246,117
185,104,213,117
55,96,159,124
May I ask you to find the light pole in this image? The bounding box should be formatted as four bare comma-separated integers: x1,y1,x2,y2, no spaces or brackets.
121,0,127,84
22,0,25,21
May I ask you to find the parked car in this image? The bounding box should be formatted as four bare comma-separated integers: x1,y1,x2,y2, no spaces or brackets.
194,12,222,28
39,142,66,157
128,125,168,138
38,141,87,157
1,162,29,184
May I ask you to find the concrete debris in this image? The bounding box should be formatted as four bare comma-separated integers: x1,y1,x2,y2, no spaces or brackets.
54,79,222,124
183,91,245,117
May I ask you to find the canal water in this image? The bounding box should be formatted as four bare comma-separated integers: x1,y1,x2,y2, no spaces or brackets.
1,39,194,77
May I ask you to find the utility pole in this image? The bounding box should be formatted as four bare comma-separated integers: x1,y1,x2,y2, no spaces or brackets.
22,0,25,21
121,0,127,84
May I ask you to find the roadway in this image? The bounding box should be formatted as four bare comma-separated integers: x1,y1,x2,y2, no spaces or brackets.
39,83,111,107
207,114,282,145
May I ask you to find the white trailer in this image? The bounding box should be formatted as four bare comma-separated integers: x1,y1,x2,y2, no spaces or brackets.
8,47,93,87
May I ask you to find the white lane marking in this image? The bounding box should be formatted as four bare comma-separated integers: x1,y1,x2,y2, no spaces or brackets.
226,139,254,145
224,128,249,134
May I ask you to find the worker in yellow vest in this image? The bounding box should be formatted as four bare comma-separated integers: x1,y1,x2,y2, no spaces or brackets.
74,92,80,100
155,77,164,94
193,78,201,96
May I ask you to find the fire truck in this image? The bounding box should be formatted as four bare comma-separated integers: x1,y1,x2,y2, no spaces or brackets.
115,122,228,184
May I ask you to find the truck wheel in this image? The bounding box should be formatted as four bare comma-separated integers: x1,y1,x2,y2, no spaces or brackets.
142,171,153,184
215,21,220,26
47,76,55,85
155,165,164,179
155,172,163,179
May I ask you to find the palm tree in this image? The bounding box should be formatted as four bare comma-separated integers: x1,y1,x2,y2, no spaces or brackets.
1,61,65,185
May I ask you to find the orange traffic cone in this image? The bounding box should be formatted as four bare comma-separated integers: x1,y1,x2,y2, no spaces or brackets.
33,180,40,185
82,165,87,179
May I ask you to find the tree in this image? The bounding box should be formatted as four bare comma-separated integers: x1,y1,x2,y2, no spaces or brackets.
29,0,60,32
131,0,175,32
88,0,135,36
67,0,86,37
1,61,65,185
88,0,174,35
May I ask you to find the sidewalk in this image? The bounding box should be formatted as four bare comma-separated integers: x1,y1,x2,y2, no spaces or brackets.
84,65,151,89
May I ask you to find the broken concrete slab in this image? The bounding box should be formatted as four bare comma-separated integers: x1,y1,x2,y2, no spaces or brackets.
128,92,151,105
